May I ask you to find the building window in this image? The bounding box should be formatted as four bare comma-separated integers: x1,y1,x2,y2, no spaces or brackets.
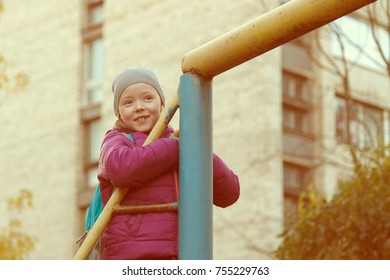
282,71,313,137
335,95,384,147
283,72,310,102
80,0,105,194
84,118,104,188
332,16,389,73
88,1,104,26
283,107,311,134
283,162,312,223
84,38,104,105
385,111,390,145
282,68,314,224
82,0,104,107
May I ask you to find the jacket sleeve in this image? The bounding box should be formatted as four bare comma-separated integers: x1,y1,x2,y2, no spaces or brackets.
212,154,240,208
100,131,179,188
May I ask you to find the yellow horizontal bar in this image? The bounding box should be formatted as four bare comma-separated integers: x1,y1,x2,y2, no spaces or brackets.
113,202,178,215
181,0,377,78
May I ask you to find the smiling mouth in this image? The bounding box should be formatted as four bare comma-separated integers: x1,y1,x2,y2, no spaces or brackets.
134,116,150,122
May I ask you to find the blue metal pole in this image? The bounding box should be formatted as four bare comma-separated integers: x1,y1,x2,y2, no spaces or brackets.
178,73,213,260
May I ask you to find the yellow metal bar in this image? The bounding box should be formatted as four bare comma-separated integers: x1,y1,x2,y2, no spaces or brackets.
145,89,179,142
181,0,377,78
73,91,179,260
113,202,178,215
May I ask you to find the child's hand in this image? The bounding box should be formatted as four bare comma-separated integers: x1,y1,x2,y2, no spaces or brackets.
169,130,180,140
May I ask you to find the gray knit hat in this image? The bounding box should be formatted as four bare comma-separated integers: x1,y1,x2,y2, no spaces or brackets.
112,66,165,116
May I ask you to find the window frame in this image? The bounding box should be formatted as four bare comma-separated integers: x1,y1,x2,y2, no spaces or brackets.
283,161,313,224
331,15,390,74
335,93,385,148
78,0,105,211
282,70,314,139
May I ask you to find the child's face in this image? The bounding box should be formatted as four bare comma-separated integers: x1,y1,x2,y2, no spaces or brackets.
118,83,162,133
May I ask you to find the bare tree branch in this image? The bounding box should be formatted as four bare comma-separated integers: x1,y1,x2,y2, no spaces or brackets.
367,4,390,75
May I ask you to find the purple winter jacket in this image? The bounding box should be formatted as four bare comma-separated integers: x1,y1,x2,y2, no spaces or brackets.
98,127,240,260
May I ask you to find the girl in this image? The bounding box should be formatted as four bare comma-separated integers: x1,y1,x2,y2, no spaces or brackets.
98,66,240,259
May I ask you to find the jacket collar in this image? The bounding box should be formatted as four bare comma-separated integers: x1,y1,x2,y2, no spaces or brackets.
115,125,175,138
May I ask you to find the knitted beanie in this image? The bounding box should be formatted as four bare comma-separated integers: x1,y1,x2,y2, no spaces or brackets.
112,66,165,116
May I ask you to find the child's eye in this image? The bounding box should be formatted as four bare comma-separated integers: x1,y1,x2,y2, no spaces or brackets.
145,96,153,101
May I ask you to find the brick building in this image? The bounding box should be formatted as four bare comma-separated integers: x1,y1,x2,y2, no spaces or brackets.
0,0,388,259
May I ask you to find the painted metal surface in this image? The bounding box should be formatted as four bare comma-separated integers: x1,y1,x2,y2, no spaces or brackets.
113,202,178,215
181,0,377,78
179,73,213,259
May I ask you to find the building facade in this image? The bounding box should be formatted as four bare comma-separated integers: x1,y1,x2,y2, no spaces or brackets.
0,0,388,259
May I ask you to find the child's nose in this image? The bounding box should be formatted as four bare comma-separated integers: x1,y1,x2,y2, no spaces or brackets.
134,100,145,111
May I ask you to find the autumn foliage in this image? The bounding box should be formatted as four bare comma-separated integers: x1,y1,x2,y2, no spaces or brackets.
0,189,36,259
276,145,390,259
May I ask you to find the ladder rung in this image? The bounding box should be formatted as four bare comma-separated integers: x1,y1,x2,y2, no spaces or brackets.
113,202,178,215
